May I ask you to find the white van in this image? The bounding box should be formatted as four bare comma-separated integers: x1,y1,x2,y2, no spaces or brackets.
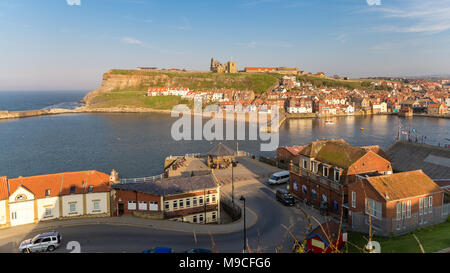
268,171,290,185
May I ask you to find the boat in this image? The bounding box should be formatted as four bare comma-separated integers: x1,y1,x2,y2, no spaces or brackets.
325,120,335,125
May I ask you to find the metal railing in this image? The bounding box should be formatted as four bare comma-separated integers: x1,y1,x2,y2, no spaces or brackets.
120,173,164,184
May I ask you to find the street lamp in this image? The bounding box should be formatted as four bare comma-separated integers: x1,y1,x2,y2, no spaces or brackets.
232,160,238,205
240,195,246,253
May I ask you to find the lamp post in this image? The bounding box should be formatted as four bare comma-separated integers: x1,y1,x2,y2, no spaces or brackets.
240,195,246,253
231,160,238,206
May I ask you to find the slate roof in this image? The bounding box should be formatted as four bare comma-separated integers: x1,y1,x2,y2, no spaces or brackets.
365,170,443,201
314,141,368,168
207,143,235,157
386,141,450,180
113,174,218,196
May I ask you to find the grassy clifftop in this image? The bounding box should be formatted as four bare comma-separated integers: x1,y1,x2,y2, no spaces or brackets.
84,69,281,109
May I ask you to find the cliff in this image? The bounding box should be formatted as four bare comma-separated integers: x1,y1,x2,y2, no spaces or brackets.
83,69,281,107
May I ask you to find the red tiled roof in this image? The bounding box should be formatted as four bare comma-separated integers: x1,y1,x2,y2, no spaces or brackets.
0,177,8,200
8,170,111,199
366,170,443,201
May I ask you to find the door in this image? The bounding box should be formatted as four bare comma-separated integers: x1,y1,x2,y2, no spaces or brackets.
118,203,124,216
10,201,35,226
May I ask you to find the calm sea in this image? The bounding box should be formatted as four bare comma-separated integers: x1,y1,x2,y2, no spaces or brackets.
0,91,449,179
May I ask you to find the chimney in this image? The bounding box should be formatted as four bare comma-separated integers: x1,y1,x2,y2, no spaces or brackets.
110,169,119,184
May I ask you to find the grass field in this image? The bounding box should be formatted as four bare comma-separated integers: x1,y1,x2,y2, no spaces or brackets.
89,90,194,110
108,69,281,94
347,218,450,253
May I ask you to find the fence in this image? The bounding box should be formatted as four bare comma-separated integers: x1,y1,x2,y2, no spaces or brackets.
350,203,449,237
259,156,289,170
120,173,164,184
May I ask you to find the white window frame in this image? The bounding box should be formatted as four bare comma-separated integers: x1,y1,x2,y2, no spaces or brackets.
186,198,191,208
179,199,184,208
173,200,178,210
93,201,100,211
419,198,423,215
428,196,433,214
193,197,198,207
312,161,318,173
424,197,428,215
334,169,340,182
69,203,77,213
396,202,401,220
351,191,356,208
303,159,308,169
138,201,147,210
365,198,382,219
45,207,53,217
128,201,136,211
323,165,329,177
407,200,411,218
402,201,406,219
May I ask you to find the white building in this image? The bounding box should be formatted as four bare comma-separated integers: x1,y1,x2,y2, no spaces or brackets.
0,171,114,228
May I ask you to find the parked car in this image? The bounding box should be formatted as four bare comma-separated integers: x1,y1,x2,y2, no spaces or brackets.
185,248,213,253
19,232,62,253
268,171,290,185
142,246,174,253
276,189,295,206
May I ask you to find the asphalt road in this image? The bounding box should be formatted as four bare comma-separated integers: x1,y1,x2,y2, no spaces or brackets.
0,179,322,253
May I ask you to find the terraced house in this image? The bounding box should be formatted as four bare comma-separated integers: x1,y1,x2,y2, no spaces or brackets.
112,174,220,224
289,139,392,216
0,171,113,228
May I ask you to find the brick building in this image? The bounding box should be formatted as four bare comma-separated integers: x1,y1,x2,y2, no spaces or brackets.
289,139,392,215
112,175,220,224
276,145,306,165
348,170,447,236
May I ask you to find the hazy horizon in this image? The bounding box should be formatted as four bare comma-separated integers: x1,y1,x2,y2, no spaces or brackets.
1,0,450,91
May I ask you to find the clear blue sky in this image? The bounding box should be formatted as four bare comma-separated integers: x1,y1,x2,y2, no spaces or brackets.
1,0,450,91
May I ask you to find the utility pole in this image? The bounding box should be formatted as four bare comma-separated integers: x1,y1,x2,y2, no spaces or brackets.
240,196,246,253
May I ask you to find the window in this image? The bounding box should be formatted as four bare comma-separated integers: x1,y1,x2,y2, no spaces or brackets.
179,199,184,208
303,159,307,169
212,212,217,221
42,238,51,243
334,169,340,182
199,214,204,223
88,186,94,193
193,197,197,206
165,201,170,210
302,185,307,195
45,208,52,217
424,197,428,215
407,200,411,218
311,189,317,201
206,196,210,204
199,196,203,205
93,201,100,211
323,166,329,177
332,200,338,212
193,215,197,223
321,194,327,202
365,198,382,219
429,196,433,214
45,189,51,197
312,161,318,173
419,198,423,215
69,203,76,213
128,201,136,210
173,200,178,209
293,181,298,191
70,186,76,194
149,202,158,211
139,201,147,210
186,198,191,208
402,201,406,219
351,191,356,208
396,202,401,220
212,195,216,203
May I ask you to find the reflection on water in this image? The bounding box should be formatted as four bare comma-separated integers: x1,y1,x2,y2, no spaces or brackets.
0,113,448,178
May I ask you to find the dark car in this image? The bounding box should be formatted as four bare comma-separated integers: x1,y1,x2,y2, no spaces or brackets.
185,248,213,253
276,189,295,206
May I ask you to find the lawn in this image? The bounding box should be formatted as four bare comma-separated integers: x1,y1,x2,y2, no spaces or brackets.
347,217,450,253
89,90,194,110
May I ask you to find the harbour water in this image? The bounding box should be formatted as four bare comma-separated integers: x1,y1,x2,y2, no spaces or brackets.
0,91,449,179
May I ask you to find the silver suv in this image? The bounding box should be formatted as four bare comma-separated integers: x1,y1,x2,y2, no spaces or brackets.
19,232,62,253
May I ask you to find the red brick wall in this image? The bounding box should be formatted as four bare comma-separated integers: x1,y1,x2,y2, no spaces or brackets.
346,152,392,184
113,189,161,216
276,148,299,165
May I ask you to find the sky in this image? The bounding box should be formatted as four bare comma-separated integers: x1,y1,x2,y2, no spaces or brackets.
1,0,450,91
